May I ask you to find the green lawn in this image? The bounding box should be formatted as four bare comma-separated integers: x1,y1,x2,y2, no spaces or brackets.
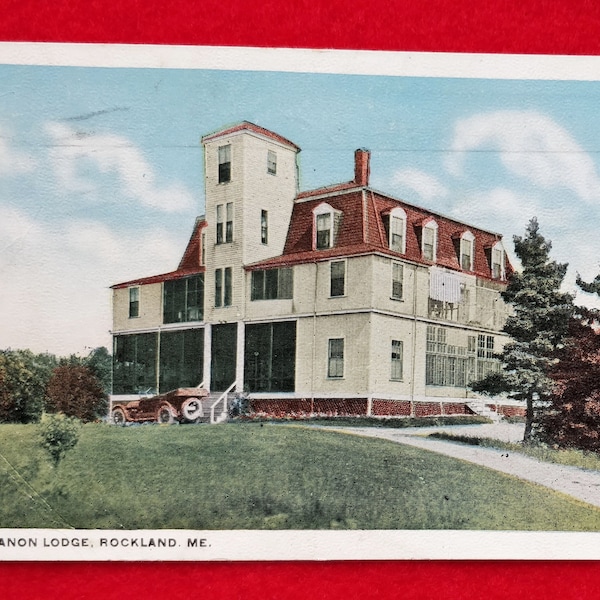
1,422,600,530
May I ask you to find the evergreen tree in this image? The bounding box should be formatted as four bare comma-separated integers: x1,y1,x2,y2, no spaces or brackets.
472,218,574,442
543,312,600,451
541,274,600,451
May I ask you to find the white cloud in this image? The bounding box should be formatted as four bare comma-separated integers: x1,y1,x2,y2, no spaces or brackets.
446,110,600,203
0,126,36,175
44,122,194,212
391,168,448,203
0,205,182,356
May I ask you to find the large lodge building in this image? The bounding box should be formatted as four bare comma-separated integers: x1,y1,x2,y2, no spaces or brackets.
110,121,518,419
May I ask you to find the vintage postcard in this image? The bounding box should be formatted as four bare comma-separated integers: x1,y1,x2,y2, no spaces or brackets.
2,43,600,560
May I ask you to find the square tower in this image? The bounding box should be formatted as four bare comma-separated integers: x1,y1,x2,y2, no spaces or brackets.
201,122,300,322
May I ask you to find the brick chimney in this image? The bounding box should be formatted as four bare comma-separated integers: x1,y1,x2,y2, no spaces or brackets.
354,148,370,186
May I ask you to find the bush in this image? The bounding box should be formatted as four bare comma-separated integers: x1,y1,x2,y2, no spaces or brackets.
229,392,250,418
38,413,81,467
46,364,108,422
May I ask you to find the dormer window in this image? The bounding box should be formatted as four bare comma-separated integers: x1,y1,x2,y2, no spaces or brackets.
491,241,506,280
316,213,331,249
389,207,407,254
460,231,475,271
422,220,438,262
313,203,341,250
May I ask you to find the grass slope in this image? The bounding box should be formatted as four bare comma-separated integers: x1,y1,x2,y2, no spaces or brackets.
1,423,600,530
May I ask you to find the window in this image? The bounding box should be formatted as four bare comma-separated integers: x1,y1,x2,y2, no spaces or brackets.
251,268,293,300
425,325,477,388
391,262,404,300
159,329,204,393
267,150,277,175
422,221,438,261
316,213,332,249
388,207,407,253
128,287,139,318
313,203,342,250
477,334,499,379
216,203,233,244
330,260,346,297
215,267,232,307
391,340,403,380
244,321,296,392
218,144,231,183
225,202,233,243
477,334,495,358
491,242,505,280
163,275,204,324
460,231,475,271
224,267,232,306
261,210,268,245
328,338,344,378
113,333,158,395
215,269,222,308
216,204,224,244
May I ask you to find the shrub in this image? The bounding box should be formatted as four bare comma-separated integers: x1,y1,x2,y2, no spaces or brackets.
38,413,81,467
229,392,251,418
46,364,108,422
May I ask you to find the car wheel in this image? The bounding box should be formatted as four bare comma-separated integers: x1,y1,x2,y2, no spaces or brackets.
157,405,175,424
182,397,203,422
112,407,126,425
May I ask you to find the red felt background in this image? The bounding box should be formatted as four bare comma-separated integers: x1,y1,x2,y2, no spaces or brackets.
2,1,600,598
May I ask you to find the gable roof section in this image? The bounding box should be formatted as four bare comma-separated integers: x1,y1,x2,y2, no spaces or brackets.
111,218,206,289
247,188,512,281
201,121,301,152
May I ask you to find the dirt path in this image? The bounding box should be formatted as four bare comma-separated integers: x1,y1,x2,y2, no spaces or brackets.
320,424,600,509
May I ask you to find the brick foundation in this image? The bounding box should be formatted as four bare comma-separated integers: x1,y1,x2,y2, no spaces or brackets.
414,402,443,417
493,404,526,418
250,397,368,417
442,402,469,415
371,399,412,416
248,397,513,419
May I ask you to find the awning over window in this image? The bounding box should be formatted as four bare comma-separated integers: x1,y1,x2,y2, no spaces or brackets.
429,267,463,303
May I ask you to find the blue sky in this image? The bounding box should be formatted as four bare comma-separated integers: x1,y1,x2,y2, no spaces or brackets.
2,59,600,356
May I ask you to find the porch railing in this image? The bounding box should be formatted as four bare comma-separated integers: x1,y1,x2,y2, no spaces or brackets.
210,380,237,424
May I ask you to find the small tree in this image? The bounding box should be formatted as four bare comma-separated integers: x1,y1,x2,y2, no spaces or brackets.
0,350,57,423
38,413,81,467
84,346,112,396
46,364,108,423
471,218,574,443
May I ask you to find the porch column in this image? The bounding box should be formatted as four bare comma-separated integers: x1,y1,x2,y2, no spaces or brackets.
235,321,245,392
203,323,212,391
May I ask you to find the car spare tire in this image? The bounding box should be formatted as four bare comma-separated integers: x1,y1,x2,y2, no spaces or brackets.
182,397,204,421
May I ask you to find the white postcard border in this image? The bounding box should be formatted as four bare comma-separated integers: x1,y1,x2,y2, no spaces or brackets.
1,529,600,561
2,42,600,562
2,41,600,81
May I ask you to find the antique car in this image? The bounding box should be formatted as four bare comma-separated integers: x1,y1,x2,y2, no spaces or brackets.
111,387,210,424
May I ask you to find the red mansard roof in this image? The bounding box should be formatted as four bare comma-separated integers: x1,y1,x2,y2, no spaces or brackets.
201,121,301,152
247,188,513,281
111,218,206,289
